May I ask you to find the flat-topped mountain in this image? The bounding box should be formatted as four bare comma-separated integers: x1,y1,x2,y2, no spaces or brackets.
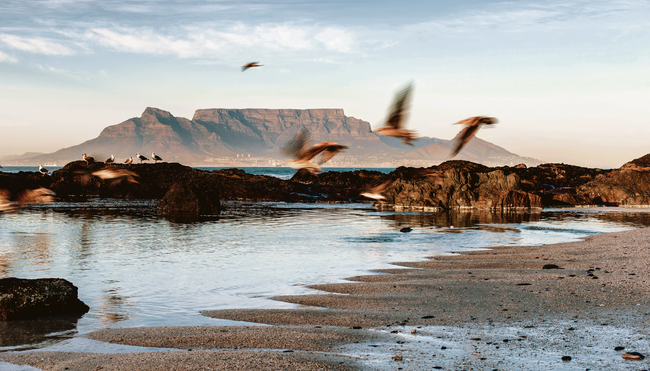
7,107,540,167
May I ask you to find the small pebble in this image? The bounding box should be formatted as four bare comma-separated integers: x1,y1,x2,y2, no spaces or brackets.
562,356,572,362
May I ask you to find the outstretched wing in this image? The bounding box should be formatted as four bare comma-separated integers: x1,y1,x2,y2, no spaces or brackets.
384,82,414,130
282,128,310,159
450,125,480,157
311,142,348,164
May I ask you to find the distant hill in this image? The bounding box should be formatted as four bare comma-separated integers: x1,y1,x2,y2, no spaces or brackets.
5,107,541,167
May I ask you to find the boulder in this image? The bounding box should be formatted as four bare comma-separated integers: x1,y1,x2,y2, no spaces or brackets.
157,183,220,219
0,278,89,321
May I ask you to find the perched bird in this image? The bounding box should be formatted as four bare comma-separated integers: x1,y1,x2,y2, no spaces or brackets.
136,153,149,163
373,82,418,146
242,62,263,72
152,152,163,163
82,153,95,164
105,154,115,164
360,180,391,200
282,128,347,175
125,157,133,165
92,169,139,184
38,165,50,176
450,116,498,158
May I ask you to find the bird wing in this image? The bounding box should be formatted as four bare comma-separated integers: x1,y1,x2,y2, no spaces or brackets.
451,125,480,157
312,143,348,165
383,82,414,130
282,128,310,159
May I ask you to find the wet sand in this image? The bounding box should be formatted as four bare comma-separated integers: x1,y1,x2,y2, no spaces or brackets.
2,227,650,370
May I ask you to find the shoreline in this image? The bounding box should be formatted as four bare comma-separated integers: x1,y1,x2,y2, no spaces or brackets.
2,227,650,370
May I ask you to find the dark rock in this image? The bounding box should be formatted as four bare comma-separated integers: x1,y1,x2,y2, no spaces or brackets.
157,183,220,219
0,278,89,321
542,264,561,269
615,346,625,351
561,356,572,362
400,227,413,233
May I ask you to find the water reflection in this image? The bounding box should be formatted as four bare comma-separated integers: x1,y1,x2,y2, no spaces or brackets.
97,285,133,327
378,209,543,230
0,314,82,350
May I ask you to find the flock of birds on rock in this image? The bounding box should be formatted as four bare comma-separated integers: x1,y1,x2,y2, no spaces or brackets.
2,64,497,209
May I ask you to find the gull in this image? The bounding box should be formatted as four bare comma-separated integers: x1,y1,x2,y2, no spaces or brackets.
373,82,417,146
125,157,133,165
92,169,139,184
38,165,51,176
152,152,163,163
0,189,12,211
450,116,498,158
82,153,95,164
136,153,149,163
360,180,391,200
105,154,115,164
242,62,263,72
17,187,57,206
282,128,347,175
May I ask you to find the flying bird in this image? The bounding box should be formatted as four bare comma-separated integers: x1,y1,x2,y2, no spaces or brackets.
450,116,498,158
125,157,133,165
105,154,115,164
92,169,140,184
136,153,149,163
82,153,95,164
373,82,418,146
1,187,58,211
360,180,391,200
242,62,263,72
38,165,51,176
152,152,163,163
282,128,347,175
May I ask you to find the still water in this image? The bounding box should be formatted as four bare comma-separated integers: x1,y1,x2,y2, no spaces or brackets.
2,198,650,352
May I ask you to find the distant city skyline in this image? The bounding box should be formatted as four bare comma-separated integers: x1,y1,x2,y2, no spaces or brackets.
1,0,649,168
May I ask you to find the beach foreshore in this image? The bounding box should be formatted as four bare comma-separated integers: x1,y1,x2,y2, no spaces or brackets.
2,227,649,370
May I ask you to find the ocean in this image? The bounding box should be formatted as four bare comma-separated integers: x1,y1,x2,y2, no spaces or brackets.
2,167,650,353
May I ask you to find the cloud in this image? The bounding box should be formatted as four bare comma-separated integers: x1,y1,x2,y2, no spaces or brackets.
315,28,353,52
0,34,74,55
0,50,18,63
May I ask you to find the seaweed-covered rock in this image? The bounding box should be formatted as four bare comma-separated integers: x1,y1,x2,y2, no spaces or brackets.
157,183,220,218
0,278,89,321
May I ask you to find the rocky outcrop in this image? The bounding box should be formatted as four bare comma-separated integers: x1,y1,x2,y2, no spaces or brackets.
0,278,89,321
157,183,220,220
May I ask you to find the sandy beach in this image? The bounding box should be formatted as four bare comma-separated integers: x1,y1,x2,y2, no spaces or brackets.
2,227,649,370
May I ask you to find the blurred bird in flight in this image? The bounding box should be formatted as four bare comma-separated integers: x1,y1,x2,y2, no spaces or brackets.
373,82,417,146
92,169,140,184
450,116,498,158
242,62,263,72
282,128,347,175
0,187,57,211
360,180,391,200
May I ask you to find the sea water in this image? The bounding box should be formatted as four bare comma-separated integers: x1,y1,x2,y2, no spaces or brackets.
2,167,650,353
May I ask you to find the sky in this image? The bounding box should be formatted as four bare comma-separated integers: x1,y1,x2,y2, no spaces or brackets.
1,0,649,168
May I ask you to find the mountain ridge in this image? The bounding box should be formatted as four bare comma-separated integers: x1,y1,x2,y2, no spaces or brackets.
2,107,541,167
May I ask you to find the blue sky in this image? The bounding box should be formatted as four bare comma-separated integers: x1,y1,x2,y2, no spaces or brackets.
1,0,649,167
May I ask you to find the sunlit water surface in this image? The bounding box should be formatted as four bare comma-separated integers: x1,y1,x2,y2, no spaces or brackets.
2,200,650,353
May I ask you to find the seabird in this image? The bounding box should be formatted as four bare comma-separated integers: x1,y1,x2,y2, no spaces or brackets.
136,153,149,163
360,180,391,200
105,154,115,164
17,187,57,206
242,62,263,72
38,165,51,176
82,153,95,164
92,169,139,184
125,157,133,165
152,152,163,163
450,116,498,158
282,128,347,175
373,82,418,146
0,189,13,211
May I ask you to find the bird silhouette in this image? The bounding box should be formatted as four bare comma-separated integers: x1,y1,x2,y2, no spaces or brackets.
373,82,418,146
282,128,347,175
450,116,498,158
242,62,263,72
360,180,391,200
38,165,50,176
105,154,115,164
136,153,149,163
82,153,95,164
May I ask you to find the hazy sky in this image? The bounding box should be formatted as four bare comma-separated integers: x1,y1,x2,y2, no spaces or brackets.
1,0,649,167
